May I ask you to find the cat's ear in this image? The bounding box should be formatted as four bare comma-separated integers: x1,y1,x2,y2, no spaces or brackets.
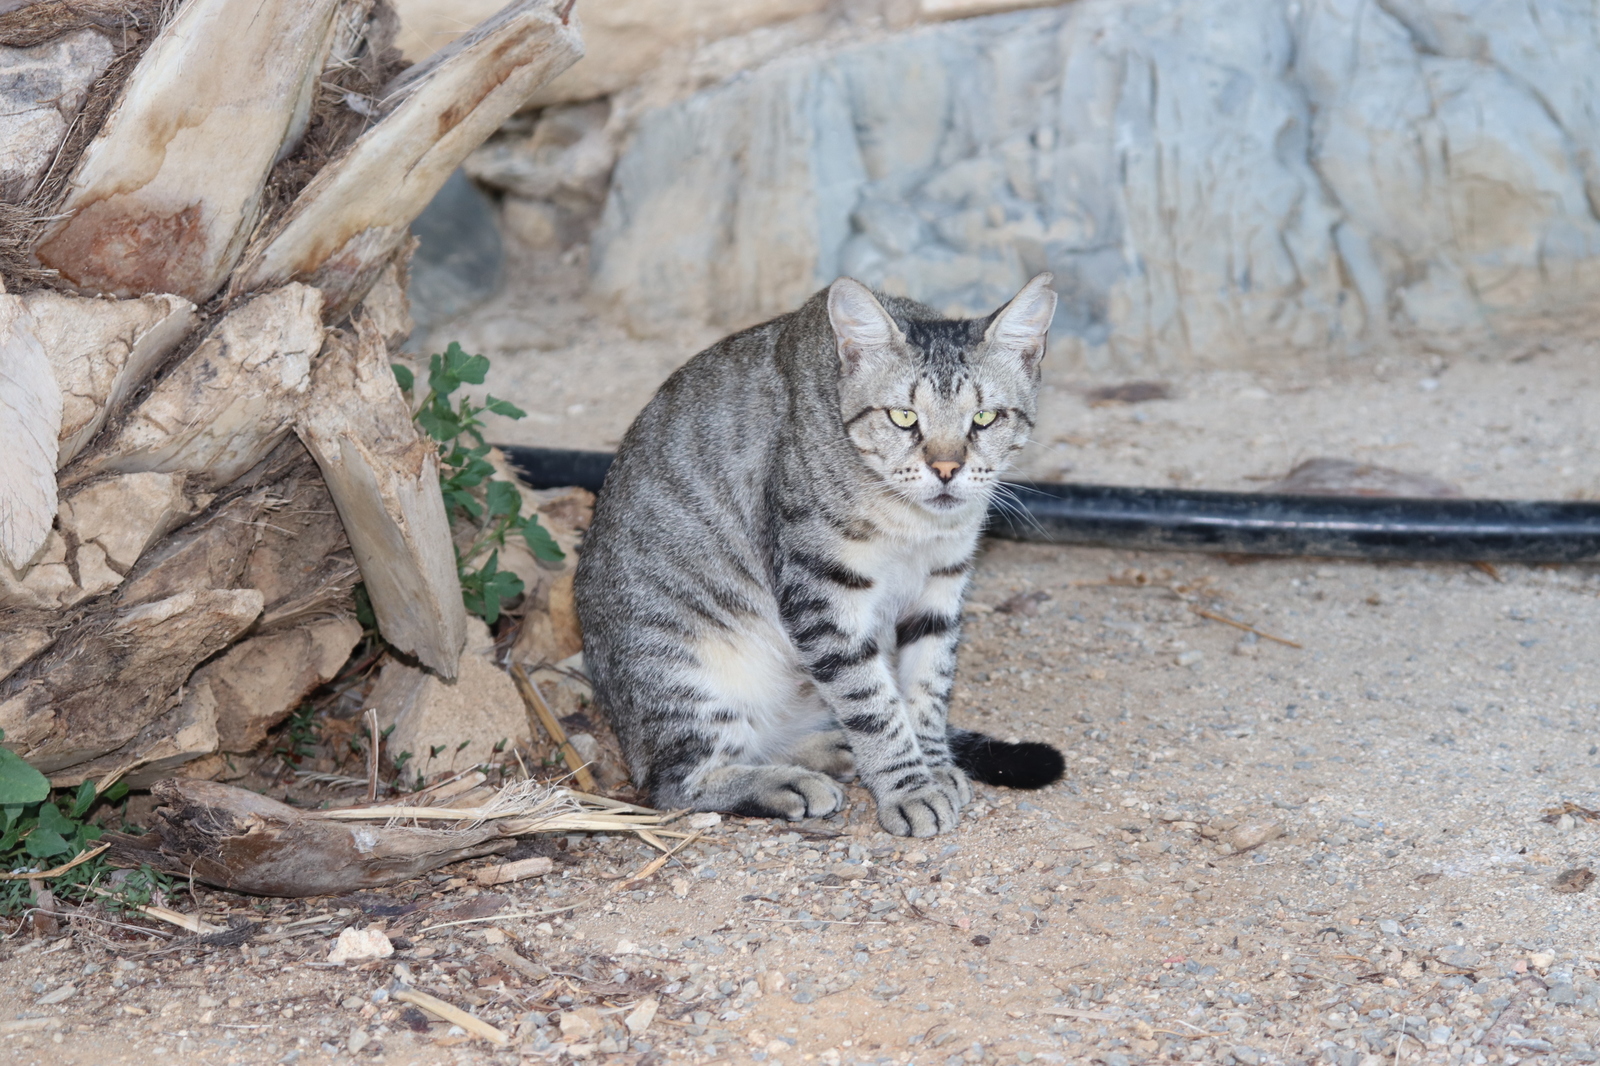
828,277,902,376
985,273,1057,373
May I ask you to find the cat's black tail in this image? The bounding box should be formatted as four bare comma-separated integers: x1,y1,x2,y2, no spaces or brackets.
948,727,1065,790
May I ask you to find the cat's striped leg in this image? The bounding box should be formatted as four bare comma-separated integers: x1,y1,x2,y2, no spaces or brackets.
895,562,973,811
792,623,957,836
641,624,846,821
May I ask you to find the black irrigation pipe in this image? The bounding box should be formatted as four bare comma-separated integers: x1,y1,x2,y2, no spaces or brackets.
500,445,1600,565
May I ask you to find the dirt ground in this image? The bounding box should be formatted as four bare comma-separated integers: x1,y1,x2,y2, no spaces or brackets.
6,248,1600,1066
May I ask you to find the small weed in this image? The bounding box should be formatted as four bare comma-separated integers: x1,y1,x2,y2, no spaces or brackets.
0,728,174,915
394,342,564,625
273,702,321,766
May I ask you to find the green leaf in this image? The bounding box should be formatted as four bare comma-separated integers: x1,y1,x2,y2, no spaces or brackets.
354,583,376,629
450,351,490,386
102,780,129,805
70,779,95,819
35,802,74,837
0,747,49,806
25,826,69,859
486,480,521,518
522,518,566,563
391,363,415,392
416,404,458,443
484,395,526,420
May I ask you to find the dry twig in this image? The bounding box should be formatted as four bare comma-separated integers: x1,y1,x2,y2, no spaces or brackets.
393,987,510,1045
511,663,597,792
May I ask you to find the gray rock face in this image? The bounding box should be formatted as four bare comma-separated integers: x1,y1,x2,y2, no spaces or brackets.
0,30,116,202
593,0,1600,368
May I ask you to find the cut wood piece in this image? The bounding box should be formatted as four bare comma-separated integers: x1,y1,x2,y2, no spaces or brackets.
0,621,54,683
70,284,324,489
0,588,263,773
297,316,465,677
33,0,346,302
1,471,206,610
61,679,222,789
21,291,195,466
357,251,416,349
233,0,583,317
117,442,359,629
0,296,60,571
104,779,512,896
368,619,526,776
198,616,363,753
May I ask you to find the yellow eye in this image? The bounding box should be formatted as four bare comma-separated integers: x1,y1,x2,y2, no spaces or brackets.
972,409,998,427
888,408,918,428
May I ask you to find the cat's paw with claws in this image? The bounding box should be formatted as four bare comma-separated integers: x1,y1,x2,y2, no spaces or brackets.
876,785,961,837
928,763,972,808
725,767,845,821
788,730,856,779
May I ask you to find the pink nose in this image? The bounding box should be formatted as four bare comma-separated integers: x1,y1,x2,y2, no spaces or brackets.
930,460,962,481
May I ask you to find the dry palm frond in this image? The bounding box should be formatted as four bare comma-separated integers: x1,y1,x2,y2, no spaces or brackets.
315,780,677,836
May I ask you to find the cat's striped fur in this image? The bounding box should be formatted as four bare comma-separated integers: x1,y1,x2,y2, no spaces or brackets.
575,275,1065,836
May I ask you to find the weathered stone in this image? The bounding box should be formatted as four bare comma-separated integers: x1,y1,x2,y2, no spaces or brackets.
199,617,363,753
565,731,628,789
393,0,829,105
408,169,503,334
594,0,1600,368
0,29,116,201
465,100,613,208
370,619,528,778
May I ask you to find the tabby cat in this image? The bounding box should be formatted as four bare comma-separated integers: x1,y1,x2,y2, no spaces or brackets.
575,274,1066,836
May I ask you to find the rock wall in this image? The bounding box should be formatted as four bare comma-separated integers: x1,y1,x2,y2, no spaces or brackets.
592,0,1600,369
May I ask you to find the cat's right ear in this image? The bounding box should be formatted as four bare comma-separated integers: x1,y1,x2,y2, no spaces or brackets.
828,277,901,376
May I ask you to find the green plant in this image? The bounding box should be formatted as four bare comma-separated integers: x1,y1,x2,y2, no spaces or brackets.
0,728,170,915
393,342,564,624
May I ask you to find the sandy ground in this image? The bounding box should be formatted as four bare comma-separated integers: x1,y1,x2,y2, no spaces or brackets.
6,249,1600,1066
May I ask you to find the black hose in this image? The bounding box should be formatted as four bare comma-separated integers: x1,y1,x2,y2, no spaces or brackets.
500,445,1600,564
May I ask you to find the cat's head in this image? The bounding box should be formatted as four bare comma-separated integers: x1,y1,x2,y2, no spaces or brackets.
828,273,1056,514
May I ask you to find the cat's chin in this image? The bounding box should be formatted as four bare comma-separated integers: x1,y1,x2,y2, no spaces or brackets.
918,489,979,514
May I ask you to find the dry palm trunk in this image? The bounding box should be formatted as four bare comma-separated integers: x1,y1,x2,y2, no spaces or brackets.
0,0,584,785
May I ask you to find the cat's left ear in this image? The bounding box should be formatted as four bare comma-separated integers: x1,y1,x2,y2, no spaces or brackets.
984,273,1057,374
828,277,903,376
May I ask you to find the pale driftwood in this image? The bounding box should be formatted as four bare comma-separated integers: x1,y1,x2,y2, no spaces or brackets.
298,315,466,677
0,588,263,774
473,855,553,885
105,779,513,897
232,0,583,316
197,616,363,753
22,290,195,466
0,296,60,570
33,0,347,302
70,283,325,490
2,471,206,610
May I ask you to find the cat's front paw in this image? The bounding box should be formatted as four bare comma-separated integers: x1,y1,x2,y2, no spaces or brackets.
876,785,960,837
929,763,972,808
731,767,846,821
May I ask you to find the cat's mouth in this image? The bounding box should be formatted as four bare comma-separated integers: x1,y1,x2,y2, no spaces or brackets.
925,489,965,509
